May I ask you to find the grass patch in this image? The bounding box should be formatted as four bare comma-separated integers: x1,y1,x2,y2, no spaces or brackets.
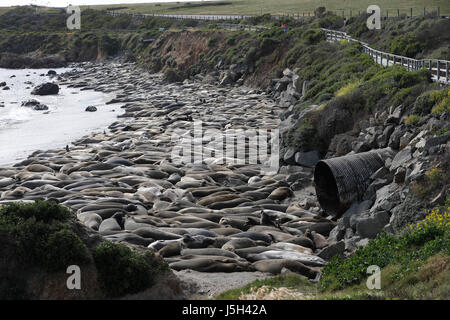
404,114,421,125
215,274,315,300
335,80,361,97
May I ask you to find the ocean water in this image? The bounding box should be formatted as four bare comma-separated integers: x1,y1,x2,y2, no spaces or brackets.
0,67,123,166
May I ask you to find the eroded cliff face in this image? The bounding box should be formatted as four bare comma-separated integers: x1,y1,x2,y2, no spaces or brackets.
140,30,289,89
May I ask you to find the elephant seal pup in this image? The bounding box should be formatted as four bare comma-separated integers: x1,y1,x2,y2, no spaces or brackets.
267,187,294,201
169,257,250,272
222,238,263,252
105,233,154,247
148,239,182,251
77,211,102,230
98,217,122,233
210,227,242,236
246,250,326,267
132,226,183,240
284,236,315,249
231,232,273,244
180,248,243,260
233,246,275,259
252,259,318,279
158,241,183,258
269,242,313,255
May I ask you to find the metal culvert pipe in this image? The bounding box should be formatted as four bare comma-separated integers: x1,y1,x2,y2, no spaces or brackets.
313,148,395,216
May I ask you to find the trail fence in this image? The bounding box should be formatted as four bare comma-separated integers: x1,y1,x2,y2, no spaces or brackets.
322,28,449,84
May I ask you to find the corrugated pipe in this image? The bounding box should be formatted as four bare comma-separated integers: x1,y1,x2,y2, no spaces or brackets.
313,148,395,216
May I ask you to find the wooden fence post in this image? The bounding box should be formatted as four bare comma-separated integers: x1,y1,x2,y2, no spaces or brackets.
437,60,440,81
446,61,448,83
397,9,400,17
410,8,412,18
438,7,440,17
424,8,426,17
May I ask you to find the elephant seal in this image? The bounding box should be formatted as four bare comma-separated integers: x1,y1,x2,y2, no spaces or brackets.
234,246,275,259
180,248,243,260
269,242,313,254
284,236,315,249
222,238,261,251
246,250,326,267
132,227,183,240
231,232,273,244
267,187,294,201
252,259,318,279
99,217,122,233
210,227,242,236
169,257,250,272
105,233,154,247
158,241,183,257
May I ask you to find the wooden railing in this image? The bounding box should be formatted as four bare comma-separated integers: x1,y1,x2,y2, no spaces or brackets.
322,28,449,84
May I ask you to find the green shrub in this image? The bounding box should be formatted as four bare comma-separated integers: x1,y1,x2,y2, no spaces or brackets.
404,114,421,125
45,229,91,272
0,201,90,271
93,242,165,298
414,88,448,115
302,29,324,45
391,33,425,58
163,68,183,83
319,207,449,292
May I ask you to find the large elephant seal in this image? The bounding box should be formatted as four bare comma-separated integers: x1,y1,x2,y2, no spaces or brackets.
180,248,243,260
222,238,262,252
169,256,251,272
246,250,326,267
252,259,318,279
158,241,183,257
269,242,313,254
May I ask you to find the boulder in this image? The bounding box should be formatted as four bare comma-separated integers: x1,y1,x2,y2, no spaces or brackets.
294,151,320,168
317,241,345,260
31,82,59,95
390,147,412,171
0,81,6,87
356,210,390,239
85,106,98,112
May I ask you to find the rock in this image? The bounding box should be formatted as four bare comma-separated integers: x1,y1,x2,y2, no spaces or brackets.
85,106,97,112
21,99,48,111
2,86,10,90
317,241,345,260
294,151,320,168
356,210,390,239
283,148,297,165
385,105,402,125
370,183,400,213
219,71,238,86
388,125,406,150
0,81,6,87
363,178,391,201
394,167,406,183
342,200,373,228
424,132,450,152
31,82,59,95
47,70,57,76
328,225,345,242
390,147,412,171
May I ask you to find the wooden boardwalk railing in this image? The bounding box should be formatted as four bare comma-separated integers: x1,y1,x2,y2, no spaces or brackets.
322,28,449,84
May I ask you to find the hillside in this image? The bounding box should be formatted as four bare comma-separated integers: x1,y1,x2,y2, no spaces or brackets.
0,6,448,300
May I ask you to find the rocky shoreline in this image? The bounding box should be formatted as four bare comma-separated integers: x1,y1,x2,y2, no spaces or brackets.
0,60,448,299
